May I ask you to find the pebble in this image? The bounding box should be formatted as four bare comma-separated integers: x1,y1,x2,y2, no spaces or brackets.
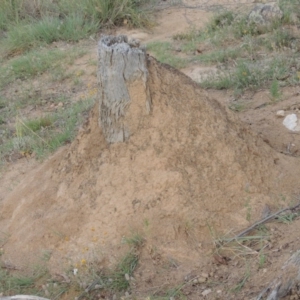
283,114,299,131
201,272,209,278
202,289,212,296
125,273,130,281
198,277,207,283
276,110,285,117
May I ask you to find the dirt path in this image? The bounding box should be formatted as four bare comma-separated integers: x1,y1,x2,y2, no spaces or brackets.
117,0,255,42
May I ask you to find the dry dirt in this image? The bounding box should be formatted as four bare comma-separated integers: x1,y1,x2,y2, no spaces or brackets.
1,1,300,299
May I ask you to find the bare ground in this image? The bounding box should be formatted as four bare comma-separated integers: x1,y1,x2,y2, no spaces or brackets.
1,1,300,299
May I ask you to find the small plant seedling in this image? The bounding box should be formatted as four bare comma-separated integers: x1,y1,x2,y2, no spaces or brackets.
124,233,145,248
245,199,252,222
258,250,267,268
232,265,250,292
146,41,187,68
144,218,150,228
270,80,281,101
108,252,139,291
277,213,298,224
229,102,245,112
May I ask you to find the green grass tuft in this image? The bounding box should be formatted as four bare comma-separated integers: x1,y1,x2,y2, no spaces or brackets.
0,99,95,162
4,16,97,56
172,0,300,96
124,233,145,248
109,252,139,291
0,0,152,56
147,41,187,68
269,80,281,101
0,47,85,88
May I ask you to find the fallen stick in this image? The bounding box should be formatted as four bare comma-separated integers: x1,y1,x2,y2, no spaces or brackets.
223,202,300,245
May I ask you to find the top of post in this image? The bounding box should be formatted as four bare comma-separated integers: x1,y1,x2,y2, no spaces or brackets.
98,35,145,53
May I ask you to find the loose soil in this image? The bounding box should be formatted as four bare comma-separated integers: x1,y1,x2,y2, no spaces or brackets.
1,1,300,299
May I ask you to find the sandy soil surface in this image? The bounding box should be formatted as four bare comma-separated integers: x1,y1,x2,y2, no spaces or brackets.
1,1,300,299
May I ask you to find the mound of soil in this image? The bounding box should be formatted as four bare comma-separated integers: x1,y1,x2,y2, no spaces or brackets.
0,55,297,285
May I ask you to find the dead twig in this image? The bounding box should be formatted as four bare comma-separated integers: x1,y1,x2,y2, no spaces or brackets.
223,202,300,245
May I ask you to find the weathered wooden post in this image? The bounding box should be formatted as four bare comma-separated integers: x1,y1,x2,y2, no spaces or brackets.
97,35,151,143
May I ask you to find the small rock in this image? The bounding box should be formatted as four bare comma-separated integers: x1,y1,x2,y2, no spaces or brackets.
193,278,199,284
276,110,285,117
202,289,212,296
201,272,209,278
125,273,130,281
125,291,130,298
58,102,64,107
198,277,207,283
283,114,300,131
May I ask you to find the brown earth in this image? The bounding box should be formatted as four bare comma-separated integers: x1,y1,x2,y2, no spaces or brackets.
1,1,300,299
